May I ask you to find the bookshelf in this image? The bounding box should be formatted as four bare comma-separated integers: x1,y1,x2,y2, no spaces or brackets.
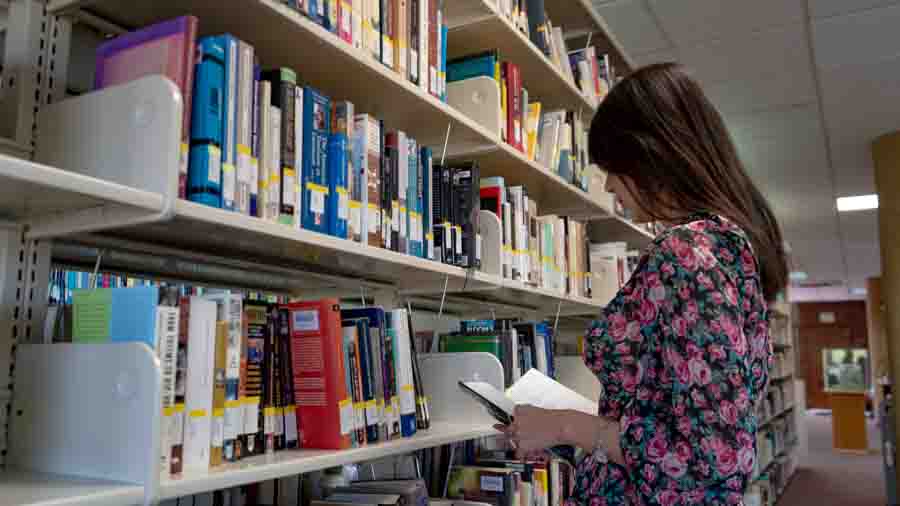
0,0,637,504
587,216,656,250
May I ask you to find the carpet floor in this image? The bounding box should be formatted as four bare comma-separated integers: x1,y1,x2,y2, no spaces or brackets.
777,413,887,505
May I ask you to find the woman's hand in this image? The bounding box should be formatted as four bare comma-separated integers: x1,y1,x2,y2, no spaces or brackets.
494,405,564,460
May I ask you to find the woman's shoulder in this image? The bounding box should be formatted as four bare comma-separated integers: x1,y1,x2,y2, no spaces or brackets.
644,214,753,276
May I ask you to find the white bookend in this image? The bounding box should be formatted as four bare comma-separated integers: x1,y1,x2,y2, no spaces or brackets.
183,296,217,473
478,210,502,277
447,77,503,139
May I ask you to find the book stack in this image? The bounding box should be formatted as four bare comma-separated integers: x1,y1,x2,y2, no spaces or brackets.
435,318,556,385
93,16,439,262
446,51,593,191
71,288,432,477
447,457,576,506
284,0,449,102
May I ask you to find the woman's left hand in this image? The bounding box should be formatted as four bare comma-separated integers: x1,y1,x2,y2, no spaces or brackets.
494,404,563,460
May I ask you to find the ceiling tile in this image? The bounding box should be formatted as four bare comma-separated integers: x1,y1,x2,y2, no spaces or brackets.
818,58,900,196
648,0,804,45
703,72,816,115
594,0,671,54
808,0,900,20
676,24,811,85
812,2,900,68
630,48,680,67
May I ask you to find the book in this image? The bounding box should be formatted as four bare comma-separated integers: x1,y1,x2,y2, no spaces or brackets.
243,301,270,456
341,307,389,441
302,86,332,233
409,141,424,258
345,317,378,442
404,309,430,430
204,292,244,462
366,0,382,62
187,37,226,209
327,133,351,238
428,0,439,97
352,0,364,50
72,286,159,347
333,102,357,240
383,312,401,438
447,50,499,83
210,321,228,467
294,85,306,223
94,16,198,199
525,102,541,161
262,68,300,226
447,466,519,506
382,131,398,251
354,114,383,246
452,163,481,269
502,62,523,152
183,296,217,472
394,0,409,78
441,334,502,363
216,35,240,211
275,308,299,450
381,0,395,68
156,305,180,475
525,0,548,56
256,81,275,221
439,13,448,100
343,320,368,445
250,65,262,217
334,480,428,506
339,0,354,43
236,40,256,215
389,309,416,437
421,147,435,260
409,0,421,85
286,299,352,449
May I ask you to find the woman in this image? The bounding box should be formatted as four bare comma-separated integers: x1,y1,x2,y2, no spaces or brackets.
498,63,787,505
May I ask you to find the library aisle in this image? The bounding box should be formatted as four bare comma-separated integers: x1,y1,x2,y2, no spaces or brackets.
780,413,885,506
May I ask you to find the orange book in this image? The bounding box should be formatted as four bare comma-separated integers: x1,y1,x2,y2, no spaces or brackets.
286,299,352,449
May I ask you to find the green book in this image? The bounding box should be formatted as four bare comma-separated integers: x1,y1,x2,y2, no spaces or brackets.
440,334,503,363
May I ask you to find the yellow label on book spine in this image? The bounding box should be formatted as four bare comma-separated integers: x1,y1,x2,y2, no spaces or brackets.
237,144,251,156
213,408,225,418
189,409,207,418
264,407,277,417
163,406,176,417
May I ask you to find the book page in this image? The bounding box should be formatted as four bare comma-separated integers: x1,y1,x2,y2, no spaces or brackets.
506,369,596,415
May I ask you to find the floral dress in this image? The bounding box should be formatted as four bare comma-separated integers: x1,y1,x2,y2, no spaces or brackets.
567,213,772,506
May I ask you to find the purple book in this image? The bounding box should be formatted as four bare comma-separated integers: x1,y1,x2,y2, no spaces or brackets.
94,15,199,199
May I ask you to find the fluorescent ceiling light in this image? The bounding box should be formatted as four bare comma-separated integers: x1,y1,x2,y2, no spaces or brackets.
789,271,808,282
850,287,868,296
837,194,879,212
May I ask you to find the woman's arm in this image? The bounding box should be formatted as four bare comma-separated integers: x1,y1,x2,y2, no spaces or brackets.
498,406,624,465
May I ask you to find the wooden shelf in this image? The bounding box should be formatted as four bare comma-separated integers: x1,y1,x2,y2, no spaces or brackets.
158,422,495,500
446,1,595,113
588,216,655,248
0,470,143,506
47,0,605,218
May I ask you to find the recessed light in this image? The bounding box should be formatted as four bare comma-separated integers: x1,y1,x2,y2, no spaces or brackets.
837,194,879,212
789,271,808,282
851,287,868,296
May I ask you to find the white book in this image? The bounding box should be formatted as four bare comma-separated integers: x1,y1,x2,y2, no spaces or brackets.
156,306,180,475
391,309,416,431
398,131,409,254
552,27,574,84
203,292,243,458
419,0,429,92
183,296,217,472
502,201,512,279
510,186,526,282
236,40,255,215
295,85,305,225
257,82,274,221
269,106,283,222
222,38,239,210
352,0,364,50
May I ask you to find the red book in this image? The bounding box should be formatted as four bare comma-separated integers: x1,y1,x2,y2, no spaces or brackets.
480,186,502,217
503,62,523,152
286,299,351,450
338,0,353,44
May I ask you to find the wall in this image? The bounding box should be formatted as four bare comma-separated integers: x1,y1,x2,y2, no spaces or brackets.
795,301,869,409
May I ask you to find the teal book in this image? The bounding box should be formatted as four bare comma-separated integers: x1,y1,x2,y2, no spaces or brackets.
447,50,498,83
72,286,160,347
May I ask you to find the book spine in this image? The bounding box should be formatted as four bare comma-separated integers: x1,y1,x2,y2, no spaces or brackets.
409,0,420,85
183,297,217,472
256,82,273,220
392,309,417,437
291,301,352,450
354,320,378,442
367,0,381,62
394,0,408,77
268,106,284,221
294,86,305,224
350,328,368,444
278,309,299,449
327,133,350,239
397,132,409,255
363,116,382,246
421,147,434,260
187,37,226,209
157,306,180,475
250,64,261,217
332,101,356,239
419,0,429,91
383,132,397,251
381,0,395,68
171,298,190,474
278,79,299,226
440,16,447,101
302,87,332,233
236,41,255,215
453,164,480,269
352,0,364,50
210,322,228,467
383,320,400,439
428,0,438,97
242,302,269,456
221,36,239,212
339,0,354,43
368,318,388,441
410,141,423,258
405,310,430,429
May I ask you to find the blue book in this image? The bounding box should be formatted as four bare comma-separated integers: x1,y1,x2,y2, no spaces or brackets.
301,86,331,233
342,307,389,441
308,0,324,25
340,322,360,448
421,147,434,260
250,64,261,217
72,286,160,348
446,51,498,84
346,317,379,443
327,132,349,238
187,37,226,209
440,23,448,101
213,34,240,211
407,139,423,258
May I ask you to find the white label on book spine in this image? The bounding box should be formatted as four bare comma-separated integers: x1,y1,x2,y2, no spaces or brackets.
224,403,242,441
350,202,362,238
455,226,463,255
410,49,419,81
383,37,395,67
264,409,276,436
365,400,379,424
283,168,297,211
427,234,435,260
180,143,189,179
354,403,365,431
208,146,222,184
285,409,298,443
476,233,482,262
339,399,353,435
481,475,505,493
244,398,260,435
392,202,400,232
430,67,438,95
400,384,415,414
309,184,327,215
443,223,451,249
275,409,284,437
369,204,380,234
338,188,349,220
212,413,225,448
399,207,407,237
223,163,236,205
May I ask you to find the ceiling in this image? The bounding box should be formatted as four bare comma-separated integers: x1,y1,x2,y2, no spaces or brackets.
592,0,900,301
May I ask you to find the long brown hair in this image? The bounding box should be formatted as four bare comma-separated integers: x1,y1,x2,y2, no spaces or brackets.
590,63,787,301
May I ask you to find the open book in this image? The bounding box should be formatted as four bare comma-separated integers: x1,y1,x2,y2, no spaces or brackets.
459,369,597,464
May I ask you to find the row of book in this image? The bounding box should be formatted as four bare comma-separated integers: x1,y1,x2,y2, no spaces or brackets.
446,51,591,191
70,286,431,476
493,0,621,108
447,456,576,506
284,0,450,103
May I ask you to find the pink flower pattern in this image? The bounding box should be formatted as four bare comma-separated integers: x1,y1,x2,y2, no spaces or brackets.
566,213,771,506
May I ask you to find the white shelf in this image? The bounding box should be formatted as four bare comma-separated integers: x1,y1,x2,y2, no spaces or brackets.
761,405,795,429
446,0,596,113
588,216,656,249
47,0,606,218
160,422,495,500
0,470,144,506
553,0,635,73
